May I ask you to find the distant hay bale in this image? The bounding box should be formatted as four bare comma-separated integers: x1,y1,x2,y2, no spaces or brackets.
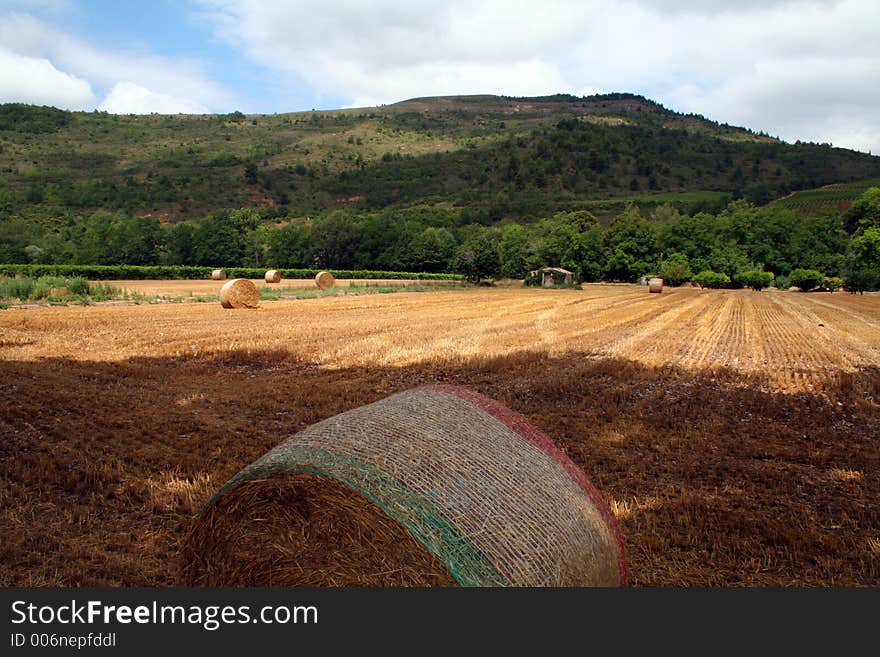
180,386,625,587
219,279,260,309
211,269,226,281
264,270,281,284
648,277,664,293
49,287,67,297
315,271,335,290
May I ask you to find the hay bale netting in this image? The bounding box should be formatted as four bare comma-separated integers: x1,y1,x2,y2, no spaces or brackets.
211,269,226,281
181,385,626,587
315,270,335,290
218,278,260,309
264,269,281,284
648,277,664,293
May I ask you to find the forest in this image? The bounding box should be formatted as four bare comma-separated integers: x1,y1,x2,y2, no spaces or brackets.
1,187,878,291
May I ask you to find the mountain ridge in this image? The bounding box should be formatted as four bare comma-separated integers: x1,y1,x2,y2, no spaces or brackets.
0,92,878,226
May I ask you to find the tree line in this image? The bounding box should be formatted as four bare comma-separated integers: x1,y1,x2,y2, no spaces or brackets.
1,188,878,291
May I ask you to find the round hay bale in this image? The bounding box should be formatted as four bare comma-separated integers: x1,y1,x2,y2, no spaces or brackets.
181,386,625,587
264,269,281,284
315,270,335,290
218,278,260,309
648,277,664,293
211,269,226,281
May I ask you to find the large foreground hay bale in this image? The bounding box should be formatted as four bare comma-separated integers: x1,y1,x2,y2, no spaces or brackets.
218,278,260,309
315,270,335,289
264,269,281,284
211,269,226,281
181,386,625,587
649,277,664,293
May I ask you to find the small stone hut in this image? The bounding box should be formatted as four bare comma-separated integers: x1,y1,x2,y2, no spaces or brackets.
529,267,574,287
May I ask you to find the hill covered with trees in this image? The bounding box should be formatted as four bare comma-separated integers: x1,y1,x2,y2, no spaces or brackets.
1,94,879,289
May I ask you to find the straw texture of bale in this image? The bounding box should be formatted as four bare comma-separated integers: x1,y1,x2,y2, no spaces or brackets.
211,269,226,281
649,277,664,293
264,270,281,284
218,278,260,309
181,386,625,587
315,271,335,290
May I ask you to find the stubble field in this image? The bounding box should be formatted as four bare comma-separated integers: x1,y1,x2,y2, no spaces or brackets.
1,284,878,586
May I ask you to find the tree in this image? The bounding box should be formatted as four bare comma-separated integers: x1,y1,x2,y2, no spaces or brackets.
498,224,532,278
604,206,656,281
74,211,120,264
244,162,258,185
789,268,825,291
111,216,162,265
844,226,880,292
658,252,692,286
0,217,31,263
537,211,604,281
308,211,363,269
844,268,879,294
267,223,310,268
405,227,457,273
708,242,750,280
843,187,880,234
453,228,499,283
192,217,245,266
163,222,195,265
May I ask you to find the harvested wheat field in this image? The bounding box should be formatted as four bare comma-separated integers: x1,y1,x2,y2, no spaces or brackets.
1,284,878,586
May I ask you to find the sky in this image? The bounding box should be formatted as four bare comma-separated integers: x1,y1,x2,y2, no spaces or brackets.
0,0,877,153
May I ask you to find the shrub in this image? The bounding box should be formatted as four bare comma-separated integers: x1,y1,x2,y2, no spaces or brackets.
692,270,731,289
736,269,775,291
789,269,825,291
0,277,34,300
87,281,121,300
0,275,122,302
823,276,844,291
67,277,90,296
30,276,68,299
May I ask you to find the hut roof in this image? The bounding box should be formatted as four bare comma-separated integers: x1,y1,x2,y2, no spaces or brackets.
530,267,574,276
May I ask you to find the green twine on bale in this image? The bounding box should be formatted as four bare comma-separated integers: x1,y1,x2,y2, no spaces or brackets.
207,445,507,587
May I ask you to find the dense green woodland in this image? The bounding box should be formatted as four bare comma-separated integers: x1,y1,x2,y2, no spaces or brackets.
2,190,877,290
0,99,879,290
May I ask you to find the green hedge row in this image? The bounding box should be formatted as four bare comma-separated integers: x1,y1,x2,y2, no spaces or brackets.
0,264,464,281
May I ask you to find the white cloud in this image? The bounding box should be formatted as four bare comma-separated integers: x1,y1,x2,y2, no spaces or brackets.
97,82,209,114
198,0,880,153
198,0,596,104
0,46,94,108
0,10,231,112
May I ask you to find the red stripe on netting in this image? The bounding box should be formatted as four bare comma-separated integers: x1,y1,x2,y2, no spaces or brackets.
423,384,627,586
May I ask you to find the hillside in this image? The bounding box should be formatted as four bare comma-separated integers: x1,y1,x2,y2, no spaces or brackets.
2,93,879,225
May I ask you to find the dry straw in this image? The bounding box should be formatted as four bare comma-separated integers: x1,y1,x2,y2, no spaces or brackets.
264,270,281,284
315,271,335,290
181,386,625,587
211,269,226,281
649,277,664,293
218,279,260,309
